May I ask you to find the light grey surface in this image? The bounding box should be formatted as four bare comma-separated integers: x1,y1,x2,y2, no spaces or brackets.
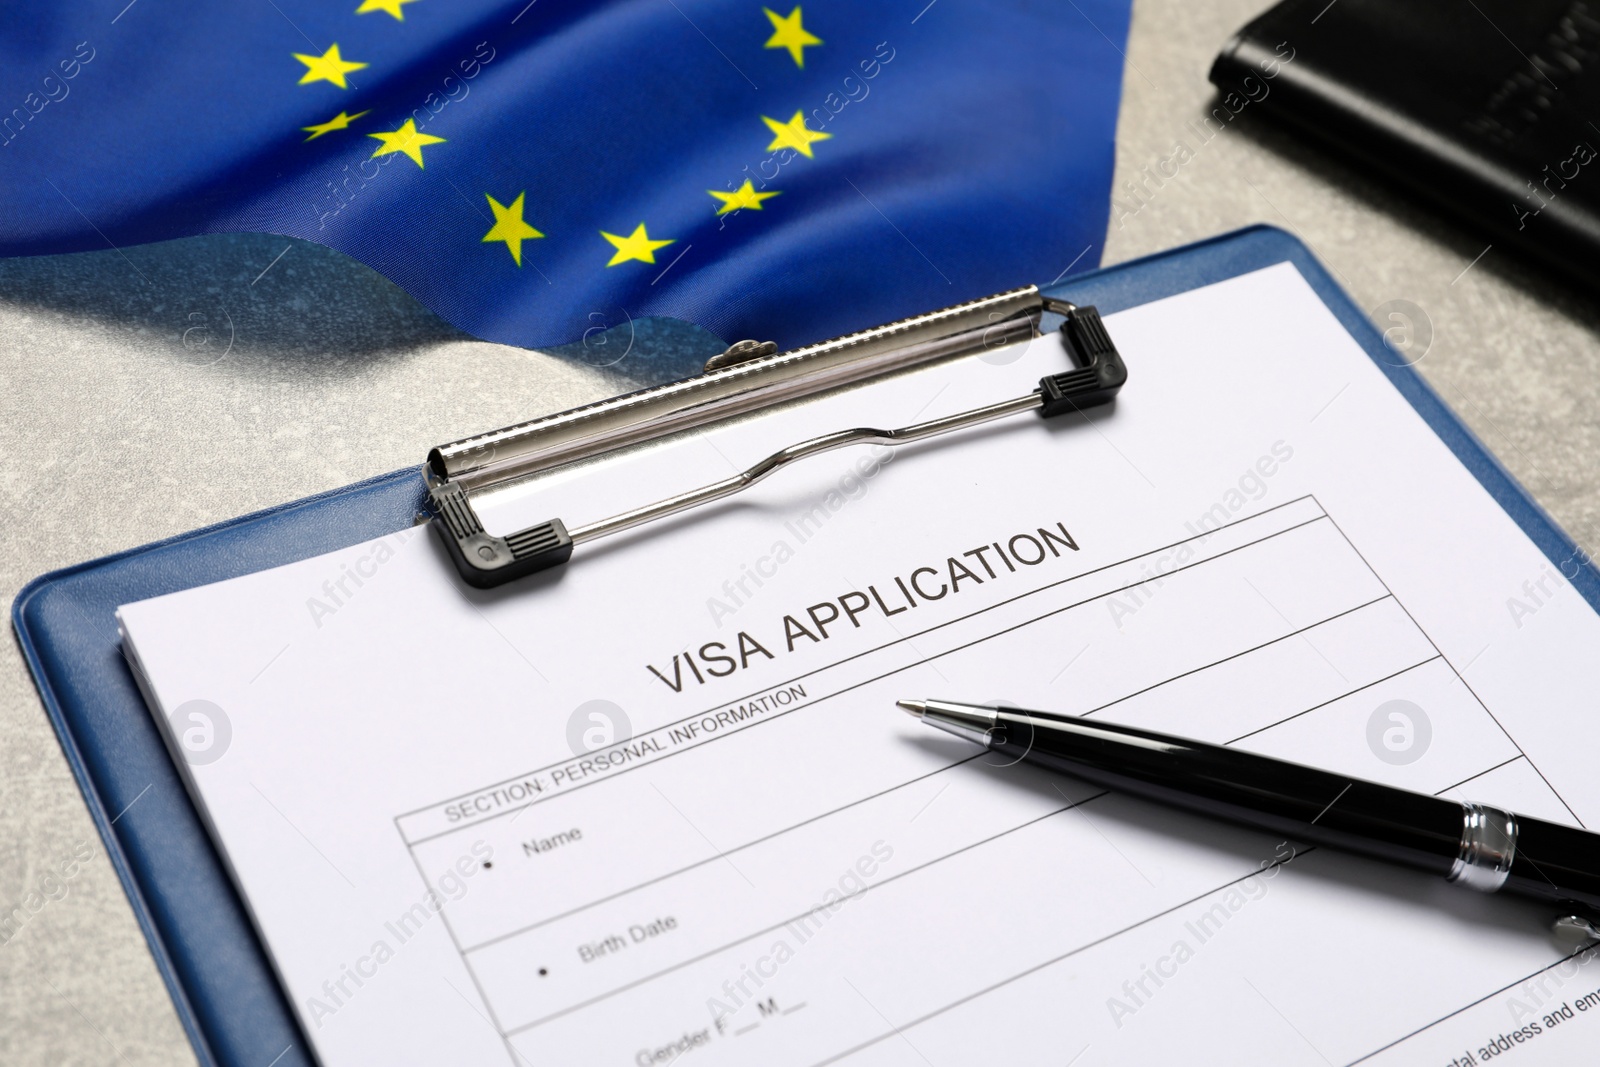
3,1,1597,1063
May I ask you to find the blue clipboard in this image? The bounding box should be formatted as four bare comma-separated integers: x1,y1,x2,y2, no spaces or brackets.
16,225,1600,1067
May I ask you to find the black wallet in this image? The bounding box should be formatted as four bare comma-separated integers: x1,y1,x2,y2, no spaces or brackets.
1211,0,1600,292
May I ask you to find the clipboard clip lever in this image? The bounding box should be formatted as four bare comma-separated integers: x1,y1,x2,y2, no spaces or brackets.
426,290,1126,588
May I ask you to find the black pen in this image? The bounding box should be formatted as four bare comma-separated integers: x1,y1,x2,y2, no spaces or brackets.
898,698,1600,939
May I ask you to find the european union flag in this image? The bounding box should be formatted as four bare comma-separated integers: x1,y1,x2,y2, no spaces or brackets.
0,1,1129,350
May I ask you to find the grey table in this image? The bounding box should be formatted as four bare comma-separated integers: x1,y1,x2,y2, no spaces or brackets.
3,1,1597,1062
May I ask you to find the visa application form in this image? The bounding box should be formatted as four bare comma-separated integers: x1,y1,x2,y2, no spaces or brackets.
120,264,1600,1066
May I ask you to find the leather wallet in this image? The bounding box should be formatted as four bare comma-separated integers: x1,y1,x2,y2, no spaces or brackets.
1211,0,1600,293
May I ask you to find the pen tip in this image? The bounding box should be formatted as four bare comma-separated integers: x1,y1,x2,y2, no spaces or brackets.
897,699,927,718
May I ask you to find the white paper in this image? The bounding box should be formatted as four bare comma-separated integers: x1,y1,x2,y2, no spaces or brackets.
120,264,1600,1066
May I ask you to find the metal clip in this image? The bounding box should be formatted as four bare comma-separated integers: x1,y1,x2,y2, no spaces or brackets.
703,339,778,373
427,285,1047,491
426,296,1127,589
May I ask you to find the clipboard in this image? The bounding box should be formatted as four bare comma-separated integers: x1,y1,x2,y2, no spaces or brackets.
15,224,1600,1067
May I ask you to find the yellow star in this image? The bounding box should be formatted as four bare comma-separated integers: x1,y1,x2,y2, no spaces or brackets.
293,44,368,89
708,180,781,216
763,6,821,67
356,0,420,19
762,111,831,158
481,192,544,266
600,223,675,266
367,118,446,168
301,109,369,141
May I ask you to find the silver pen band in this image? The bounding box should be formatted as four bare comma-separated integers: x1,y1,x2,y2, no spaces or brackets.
1447,801,1518,893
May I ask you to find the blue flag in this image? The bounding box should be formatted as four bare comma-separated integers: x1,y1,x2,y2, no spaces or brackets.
0,1,1129,350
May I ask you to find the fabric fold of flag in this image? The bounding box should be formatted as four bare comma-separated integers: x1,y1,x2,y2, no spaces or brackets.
0,0,1130,350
